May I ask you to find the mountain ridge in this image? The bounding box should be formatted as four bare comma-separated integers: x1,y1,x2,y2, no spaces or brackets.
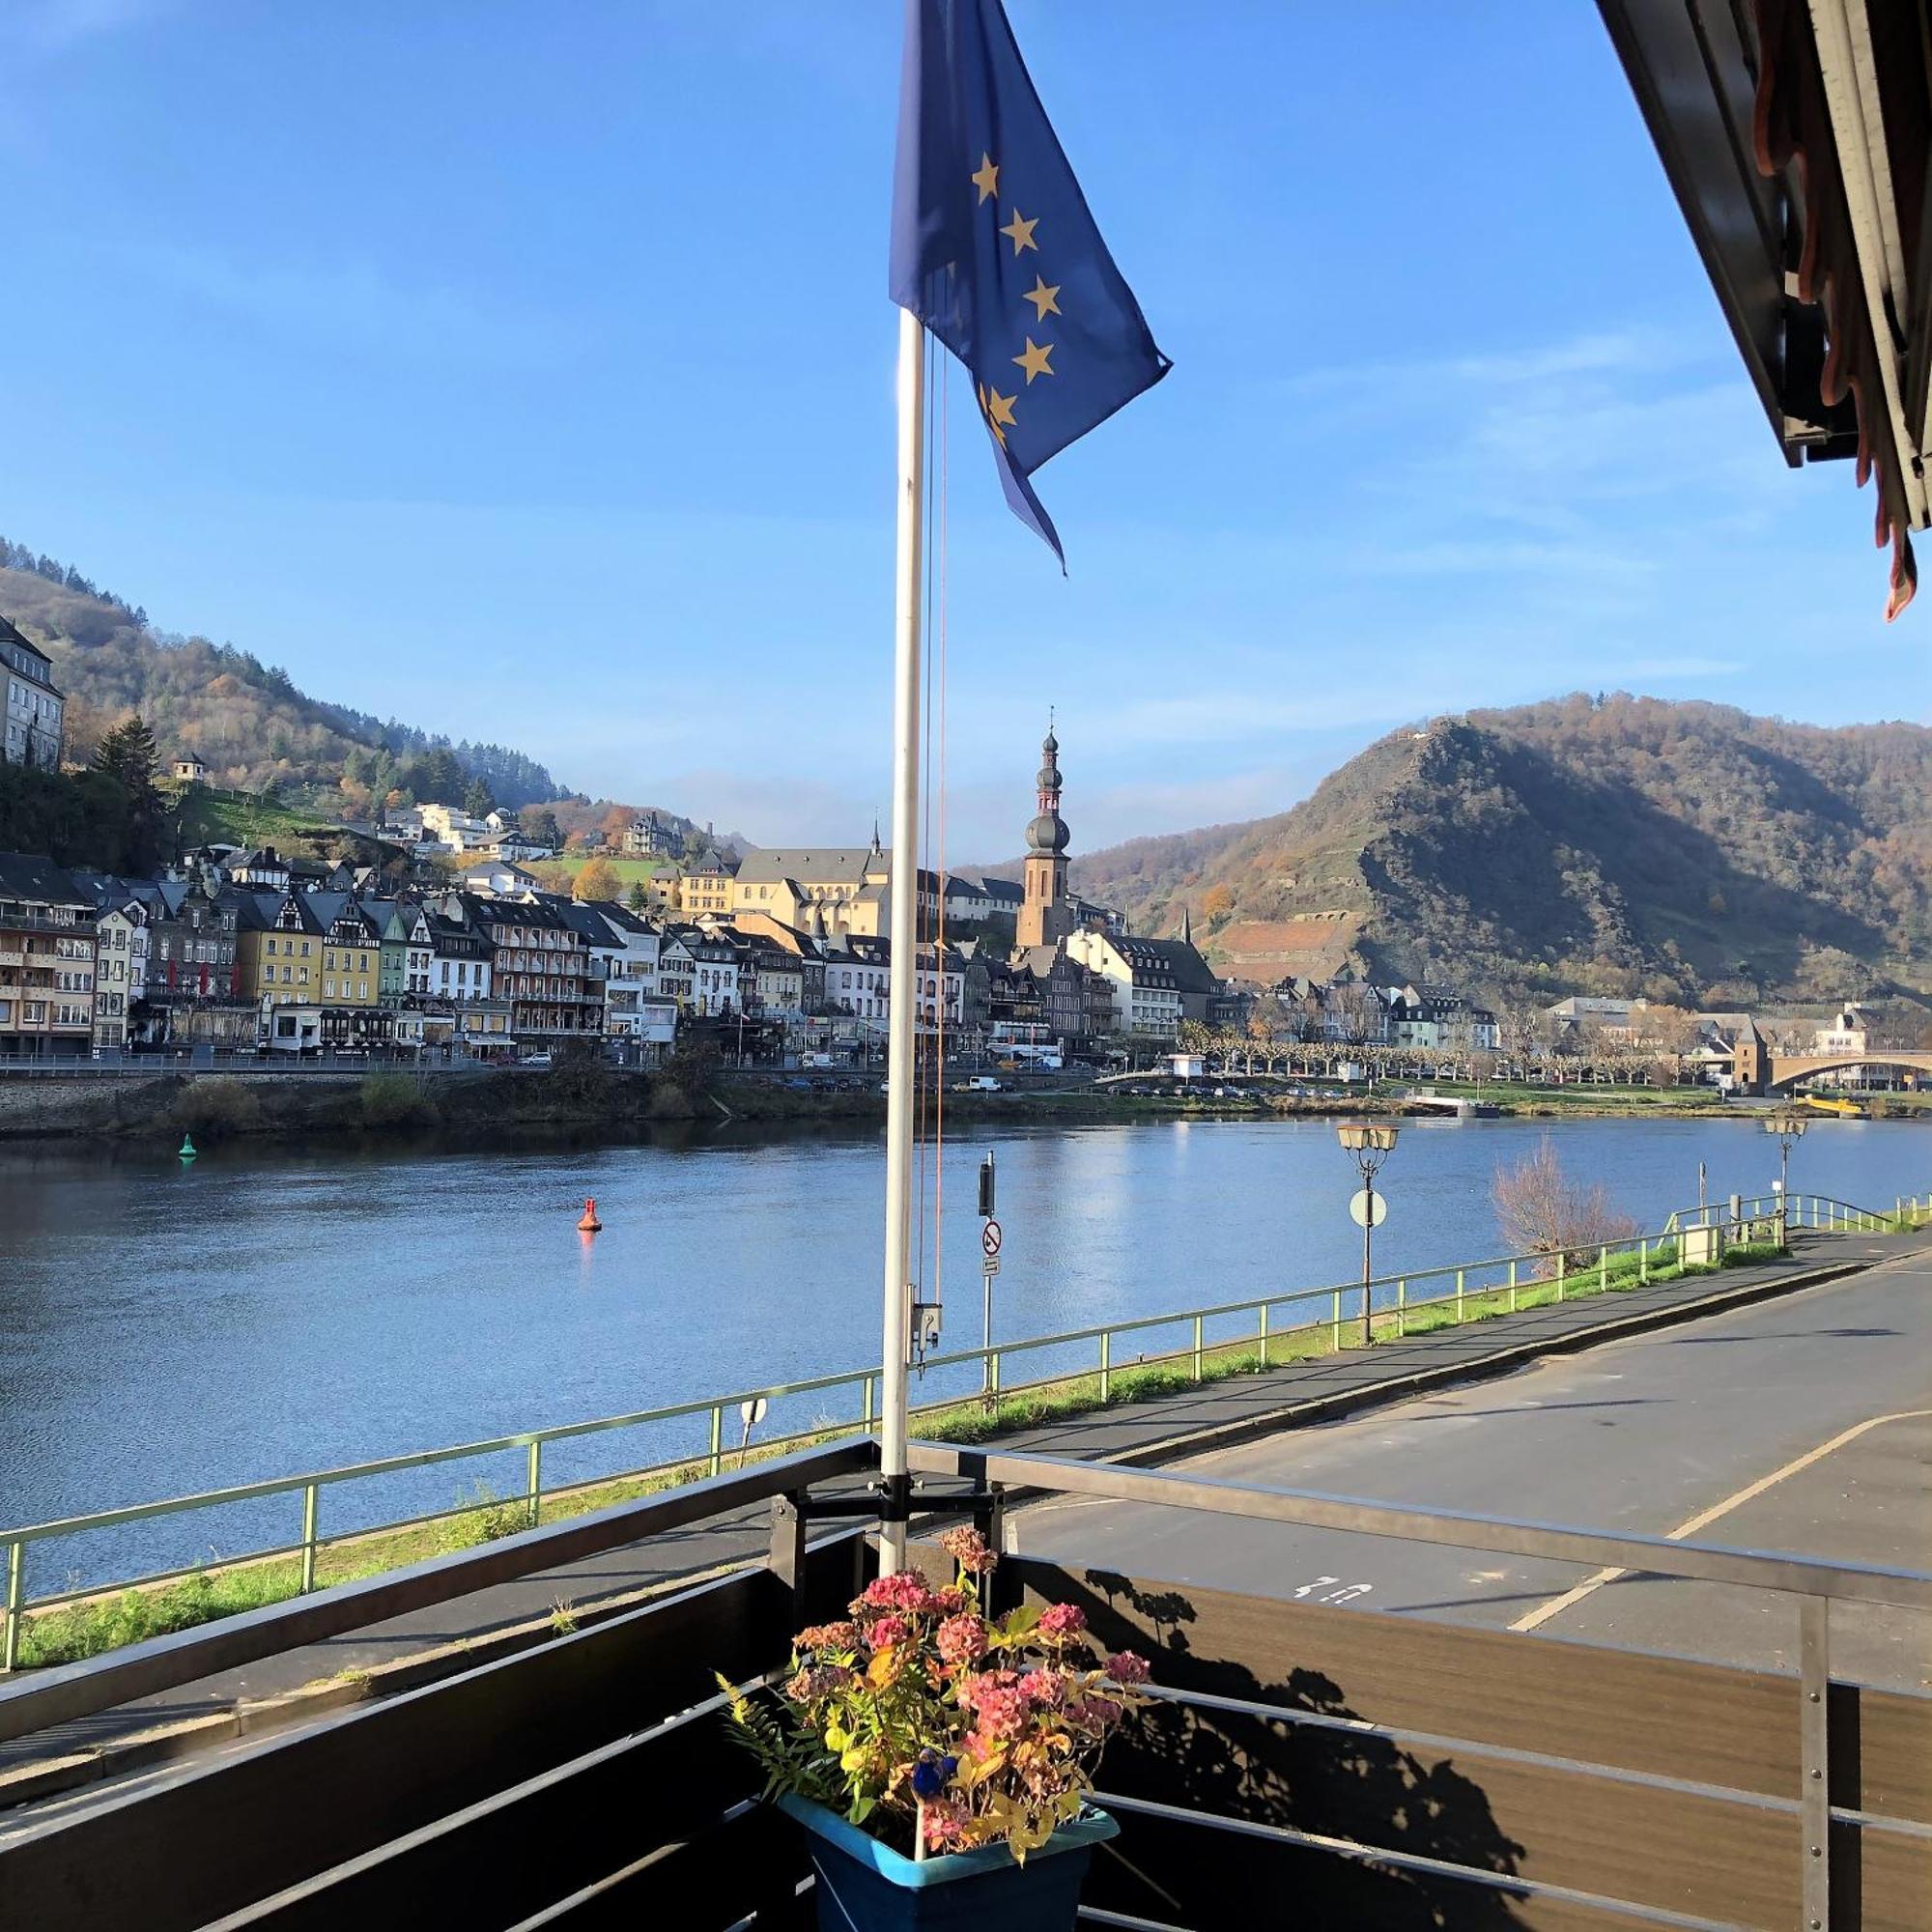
1065,695,1932,1007
0,543,564,810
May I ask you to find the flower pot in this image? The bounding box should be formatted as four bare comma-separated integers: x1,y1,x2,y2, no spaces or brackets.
777,1793,1119,1932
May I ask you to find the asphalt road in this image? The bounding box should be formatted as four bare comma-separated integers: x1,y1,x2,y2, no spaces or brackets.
1015,1249,1932,1690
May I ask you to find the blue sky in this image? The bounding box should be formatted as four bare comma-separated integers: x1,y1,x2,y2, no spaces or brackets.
0,1,1915,857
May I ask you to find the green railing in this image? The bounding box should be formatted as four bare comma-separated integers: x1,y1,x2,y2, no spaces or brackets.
1663,1190,1920,1236
3,1187,1920,1671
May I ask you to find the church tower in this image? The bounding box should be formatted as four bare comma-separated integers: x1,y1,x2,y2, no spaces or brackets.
1016,718,1073,951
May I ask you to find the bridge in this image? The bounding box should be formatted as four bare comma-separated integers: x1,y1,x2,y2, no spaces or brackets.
1763,1050,1932,1092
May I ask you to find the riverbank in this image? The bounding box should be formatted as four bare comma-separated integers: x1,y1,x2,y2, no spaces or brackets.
0,1064,1836,1146
3,1231,1810,1672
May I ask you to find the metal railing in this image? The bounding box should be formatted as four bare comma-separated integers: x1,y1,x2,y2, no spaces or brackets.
1664,1189,1925,1236
906,1438,1932,1932
1,1189,1916,1671
8,1431,1926,1927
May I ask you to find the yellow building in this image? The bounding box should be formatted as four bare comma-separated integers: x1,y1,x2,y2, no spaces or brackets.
319,901,382,1006
676,860,737,918
235,893,383,1008
235,893,322,1007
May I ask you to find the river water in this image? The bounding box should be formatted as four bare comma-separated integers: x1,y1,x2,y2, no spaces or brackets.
2,1115,1925,1586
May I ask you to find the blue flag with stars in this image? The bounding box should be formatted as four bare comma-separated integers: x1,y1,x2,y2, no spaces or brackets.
890,0,1170,563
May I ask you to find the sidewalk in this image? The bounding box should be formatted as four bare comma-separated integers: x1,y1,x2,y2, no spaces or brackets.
0,1226,1911,1814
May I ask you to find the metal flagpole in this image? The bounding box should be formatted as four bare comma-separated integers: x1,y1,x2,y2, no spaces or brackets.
878,303,926,1576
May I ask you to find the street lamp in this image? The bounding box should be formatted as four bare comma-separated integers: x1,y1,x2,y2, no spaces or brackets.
1764,1111,1807,1243
1337,1122,1400,1346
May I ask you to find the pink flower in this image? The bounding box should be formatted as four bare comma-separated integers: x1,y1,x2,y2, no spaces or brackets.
795,1620,861,1654
856,1573,940,1615
1036,1603,1087,1643
959,1670,1031,1741
1103,1650,1151,1686
782,1663,850,1702
920,1793,971,1850
1067,1692,1123,1734
939,1524,998,1575
936,1613,988,1665
867,1615,911,1651
931,1587,969,1616
1018,1667,1065,1708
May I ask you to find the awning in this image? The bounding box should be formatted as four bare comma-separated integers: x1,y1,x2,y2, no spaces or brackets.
1601,0,1932,617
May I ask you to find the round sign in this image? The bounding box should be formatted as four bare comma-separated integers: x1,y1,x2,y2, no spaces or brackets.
1348,1189,1388,1229
981,1218,1004,1258
739,1398,768,1428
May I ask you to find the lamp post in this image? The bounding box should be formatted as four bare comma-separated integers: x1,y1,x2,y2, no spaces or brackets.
1337,1122,1400,1346
1764,1111,1806,1245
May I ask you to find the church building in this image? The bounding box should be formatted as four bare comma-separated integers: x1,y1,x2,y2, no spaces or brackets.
1015,721,1074,951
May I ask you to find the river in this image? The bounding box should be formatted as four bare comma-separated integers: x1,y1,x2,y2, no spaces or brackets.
2,1114,1925,1585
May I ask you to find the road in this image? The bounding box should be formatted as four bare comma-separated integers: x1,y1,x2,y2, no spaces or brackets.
1014,1248,1932,1690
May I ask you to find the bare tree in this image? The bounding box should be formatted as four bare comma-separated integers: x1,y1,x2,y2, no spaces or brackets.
1492,1137,1637,1272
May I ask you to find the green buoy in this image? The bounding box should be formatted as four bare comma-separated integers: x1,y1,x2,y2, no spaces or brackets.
178,1135,197,1161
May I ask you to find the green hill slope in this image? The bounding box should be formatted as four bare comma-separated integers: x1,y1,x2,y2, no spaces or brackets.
0,542,562,809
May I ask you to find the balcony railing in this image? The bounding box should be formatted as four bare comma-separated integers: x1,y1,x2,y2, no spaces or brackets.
1,1435,1927,1927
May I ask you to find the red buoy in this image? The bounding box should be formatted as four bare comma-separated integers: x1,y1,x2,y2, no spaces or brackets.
577,1197,602,1234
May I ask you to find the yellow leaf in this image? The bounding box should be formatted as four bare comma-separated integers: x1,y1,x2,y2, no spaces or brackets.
841,1744,871,1775
824,1722,848,1752
867,1650,897,1689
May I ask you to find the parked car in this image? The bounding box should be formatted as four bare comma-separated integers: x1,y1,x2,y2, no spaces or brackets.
521,1051,554,1068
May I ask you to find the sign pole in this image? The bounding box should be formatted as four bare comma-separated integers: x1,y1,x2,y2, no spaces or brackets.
877,305,926,1577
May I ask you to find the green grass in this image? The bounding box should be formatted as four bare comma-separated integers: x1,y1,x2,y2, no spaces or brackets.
177,789,344,852
6,1237,1796,1672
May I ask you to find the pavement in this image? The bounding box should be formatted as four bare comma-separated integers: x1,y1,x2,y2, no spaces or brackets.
1017,1235,1932,1690
0,1226,1919,1830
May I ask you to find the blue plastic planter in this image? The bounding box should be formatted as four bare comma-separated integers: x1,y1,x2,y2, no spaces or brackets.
776,1793,1119,1932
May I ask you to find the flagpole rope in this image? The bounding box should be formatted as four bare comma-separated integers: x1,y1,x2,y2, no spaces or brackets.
913,327,939,1302
932,345,949,1325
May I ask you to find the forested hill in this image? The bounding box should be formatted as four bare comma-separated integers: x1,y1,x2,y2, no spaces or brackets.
1067,695,1932,1006
0,541,563,810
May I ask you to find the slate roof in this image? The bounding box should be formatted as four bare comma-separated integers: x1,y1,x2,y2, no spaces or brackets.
0,851,89,908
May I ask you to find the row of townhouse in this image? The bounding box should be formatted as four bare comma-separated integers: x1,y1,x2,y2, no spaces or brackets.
1264,976,1501,1052
0,857,255,1055
1,849,1004,1060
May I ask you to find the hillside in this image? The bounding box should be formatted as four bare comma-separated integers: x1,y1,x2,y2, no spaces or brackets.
1067,695,1932,1006
0,541,561,809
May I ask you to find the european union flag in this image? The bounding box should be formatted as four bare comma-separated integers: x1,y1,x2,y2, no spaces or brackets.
890,0,1170,563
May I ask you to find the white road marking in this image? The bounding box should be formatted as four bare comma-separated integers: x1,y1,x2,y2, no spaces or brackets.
1509,1406,1932,1634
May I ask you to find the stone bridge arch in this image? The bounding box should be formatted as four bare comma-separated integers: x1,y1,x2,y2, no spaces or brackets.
1764,1051,1932,1091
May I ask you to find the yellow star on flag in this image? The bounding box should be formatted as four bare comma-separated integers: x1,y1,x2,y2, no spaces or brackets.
1012,337,1054,384
970,154,1000,204
979,383,1018,443
1023,275,1061,322
999,209,1038,256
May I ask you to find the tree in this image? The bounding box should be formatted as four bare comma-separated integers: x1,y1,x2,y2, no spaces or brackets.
574,856,621,902
522,806,563,850
1492,1137,1636,1272
93,714,162,871
626,881,649,913
94,713,159,799
463,776,496,819
1202,883,1235,923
